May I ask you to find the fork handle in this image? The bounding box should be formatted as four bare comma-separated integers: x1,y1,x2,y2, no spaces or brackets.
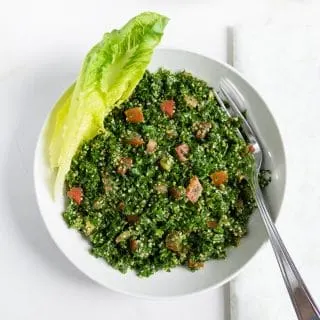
255,184,320,320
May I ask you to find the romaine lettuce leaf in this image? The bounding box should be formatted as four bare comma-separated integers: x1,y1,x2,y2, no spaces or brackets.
47,12,169,197
47,83,75,168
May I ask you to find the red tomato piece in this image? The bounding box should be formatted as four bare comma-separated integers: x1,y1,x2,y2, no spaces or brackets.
124,107,144,123
247,144,255,153
160,100,175,118
207,221,218,229
116,157,133,175
126,215,139,224
127,136,144,147
146,139,157,153
210,171,228,186
130,239,138,252
186,176,203,203
175,143,190,162
67,187,83,205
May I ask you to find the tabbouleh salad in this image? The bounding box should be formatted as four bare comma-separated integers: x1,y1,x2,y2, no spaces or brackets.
63,69,268,277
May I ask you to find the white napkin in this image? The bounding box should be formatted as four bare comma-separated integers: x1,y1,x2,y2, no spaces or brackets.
230,23,320,319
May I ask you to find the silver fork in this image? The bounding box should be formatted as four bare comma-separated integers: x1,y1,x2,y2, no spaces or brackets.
215,78,320,320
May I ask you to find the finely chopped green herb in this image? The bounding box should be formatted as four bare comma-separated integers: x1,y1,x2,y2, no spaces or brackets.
63,69,269,277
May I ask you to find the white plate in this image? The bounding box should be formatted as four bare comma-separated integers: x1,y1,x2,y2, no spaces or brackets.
34,48,286,298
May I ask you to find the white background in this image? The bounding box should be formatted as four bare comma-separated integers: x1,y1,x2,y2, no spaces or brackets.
1,1,320,319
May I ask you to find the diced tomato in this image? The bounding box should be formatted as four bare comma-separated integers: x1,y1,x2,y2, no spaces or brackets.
169,187,182,200
130,239,138,252
127,136,144,147
186,176,203,203
160,100,175,118
122,157,133,167
146,139,157,153
124,107,144,123
126,215,139,224
175,143,190,162
116,157,133,175
210,171,228,186
67,187,83,205
247,144,255,153
207,220,218,229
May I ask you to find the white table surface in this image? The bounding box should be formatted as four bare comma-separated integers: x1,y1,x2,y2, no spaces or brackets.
1,1,320,319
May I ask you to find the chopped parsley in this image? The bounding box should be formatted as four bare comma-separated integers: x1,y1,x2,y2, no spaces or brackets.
63,69,269,277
